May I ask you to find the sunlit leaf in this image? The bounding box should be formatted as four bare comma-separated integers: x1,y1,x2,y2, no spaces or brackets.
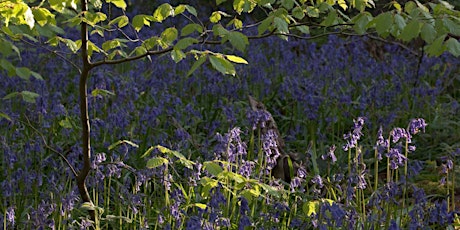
32,8,56,26
153,3,174,22
108,140,139,150
160,27,178,45
146,157,169,169
91,88,115,97
225,54,248,64
210,11,222,23
132,15,153,32
108,15,129,28
106,0,127,10
80,202,97,211
171,49,186,63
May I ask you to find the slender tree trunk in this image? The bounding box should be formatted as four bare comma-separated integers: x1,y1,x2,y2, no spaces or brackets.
77,0,95,221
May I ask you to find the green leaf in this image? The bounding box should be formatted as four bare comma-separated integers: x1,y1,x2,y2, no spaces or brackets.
227,31,248,52
230,18,243,29
153,3,174,22
185,5,198,17
281,0,294,10
108,15,129,28
212,24,229,37
2,92,19,100
445,38,460,57
80,202,97,211
140,146,155,158
373,12,393,36
83,11,107,26
102,39,125,51
20,91,40,103
0,112,12,122
108,140,139,150
171,49,186,63
292,6,305,20
274,17,289,34
146,157,169,169
210,11,222,23
338,0,348,10
296,25,310,34
59,117,73,129
0,59,16,76
160,27,178,45
187,55,207,76
203,162,224,176
181,23,203,36
174,37,198,50
393,14,406,31
421,23,436,43
303,200,319,216
106,0,126,10
30,71,43,80
16,67,31,80
209,55,236,75
321,10,338,27
225,54,248,64
91,88,115,97
32,8,56,26
155,145,194,169
233,0,256,14
132,15,153,32
425,34,446,56
306,6,320,17
399,19,421,42
258,16,273,35
352,13,372,34
443,18,460,36
174,5,186,15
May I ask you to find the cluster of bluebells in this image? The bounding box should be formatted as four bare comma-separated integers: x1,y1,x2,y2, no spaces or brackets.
214,127,247,164
343,117,366,151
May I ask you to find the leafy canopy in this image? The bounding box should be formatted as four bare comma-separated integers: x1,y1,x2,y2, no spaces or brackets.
0,0,459,82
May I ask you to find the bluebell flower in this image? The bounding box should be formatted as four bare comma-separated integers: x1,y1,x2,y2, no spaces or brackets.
311,175,324,188
321,145,337,163
6,206,15,226
238,160,255,178
390,127,409,143
408,118,427,135
343,117,366,151
386,147,407,170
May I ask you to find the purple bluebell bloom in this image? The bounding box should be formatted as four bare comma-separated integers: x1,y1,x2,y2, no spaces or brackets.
343,117,366,151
